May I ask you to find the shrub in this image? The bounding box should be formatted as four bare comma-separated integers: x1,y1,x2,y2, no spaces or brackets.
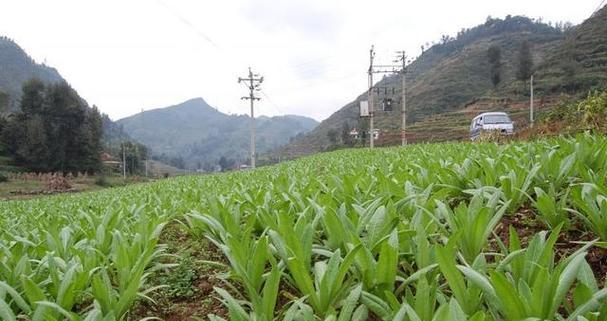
94,175,110,187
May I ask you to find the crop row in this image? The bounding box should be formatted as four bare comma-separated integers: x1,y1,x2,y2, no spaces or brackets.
0,133,606,320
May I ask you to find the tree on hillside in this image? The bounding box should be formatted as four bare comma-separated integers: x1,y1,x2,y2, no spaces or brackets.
560,42,580,90
0,79,103,173
78,106,103,172
218,156,234,171
0,91,9,114
327,129,338,145
120,141,148,175
341,122,353,147
487,45,502,89
516,40,534,82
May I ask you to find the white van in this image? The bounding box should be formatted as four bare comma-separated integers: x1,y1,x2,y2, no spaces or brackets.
470,112,514,140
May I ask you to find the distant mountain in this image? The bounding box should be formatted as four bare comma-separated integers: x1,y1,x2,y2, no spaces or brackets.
279,11,607,157
0,37,65,113
116,98,318,168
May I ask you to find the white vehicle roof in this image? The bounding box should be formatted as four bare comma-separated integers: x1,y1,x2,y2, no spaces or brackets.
475,112,509,117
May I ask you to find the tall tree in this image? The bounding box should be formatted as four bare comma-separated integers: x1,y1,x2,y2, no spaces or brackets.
78,106,103,172
120,141,148,175
341,122,353,147
0,90,9,114
516,40,533,82
327,129,338,145
1,79,103,173
487,45,502,89
18,115,49,172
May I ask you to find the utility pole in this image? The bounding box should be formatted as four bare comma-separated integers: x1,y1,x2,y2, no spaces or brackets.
122,142,126,180
396,51,407,146
368,46,375,148
530,74,534,128
142,107,149,178
238,67,263,169
365,46,403,148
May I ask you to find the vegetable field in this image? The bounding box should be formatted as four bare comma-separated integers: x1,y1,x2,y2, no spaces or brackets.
1,133,607,320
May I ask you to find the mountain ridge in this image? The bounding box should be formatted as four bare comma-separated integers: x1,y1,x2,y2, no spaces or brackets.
116,98,318,169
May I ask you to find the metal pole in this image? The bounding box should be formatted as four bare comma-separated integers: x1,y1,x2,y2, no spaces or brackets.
249,68,256,169
400,51,407,146
122,142,126,179
368,46,375,148
530,74,534,128
239,68,262,169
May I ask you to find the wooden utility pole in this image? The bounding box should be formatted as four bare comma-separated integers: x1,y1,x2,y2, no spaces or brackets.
140,108,149,178
396,51,407,146
530,74,534,128
122,142,126,179
368,46,375,148
365,46,403,148
238,67,263,169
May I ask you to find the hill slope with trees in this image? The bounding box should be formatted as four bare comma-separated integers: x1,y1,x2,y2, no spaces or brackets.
0,37,136,173
117,98,319,170
0,37,65,113
279,10,607,158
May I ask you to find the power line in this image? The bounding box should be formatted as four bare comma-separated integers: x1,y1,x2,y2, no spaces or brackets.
154,0,220,49
259,90,285,115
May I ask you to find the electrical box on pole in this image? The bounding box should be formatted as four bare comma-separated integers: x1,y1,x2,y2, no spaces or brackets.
360,100,369,117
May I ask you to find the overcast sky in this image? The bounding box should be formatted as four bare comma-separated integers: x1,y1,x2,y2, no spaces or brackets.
0,0,600,121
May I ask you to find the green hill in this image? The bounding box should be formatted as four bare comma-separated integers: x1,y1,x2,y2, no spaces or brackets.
534,6,607,93
116,98,319,169
0,36,133,153
279,10,607,158
0,37,65,113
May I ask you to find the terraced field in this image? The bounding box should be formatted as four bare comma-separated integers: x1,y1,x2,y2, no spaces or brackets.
1,133,607,320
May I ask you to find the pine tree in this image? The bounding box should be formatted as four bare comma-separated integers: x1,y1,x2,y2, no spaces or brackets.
487,45,502,89
516,40,533,82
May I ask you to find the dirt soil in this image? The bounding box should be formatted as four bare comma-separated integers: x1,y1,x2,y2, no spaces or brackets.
129,223,229,321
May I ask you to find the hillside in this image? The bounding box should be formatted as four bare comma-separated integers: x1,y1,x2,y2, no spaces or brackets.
279,12,607,158
0,37,65,113
534,5,607,93
116,98,318,169
0,36,133,155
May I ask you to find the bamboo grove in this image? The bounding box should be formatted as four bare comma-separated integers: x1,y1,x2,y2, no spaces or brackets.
1,133,607,320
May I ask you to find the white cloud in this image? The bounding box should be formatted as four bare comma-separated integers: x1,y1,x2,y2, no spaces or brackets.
0,0,598,121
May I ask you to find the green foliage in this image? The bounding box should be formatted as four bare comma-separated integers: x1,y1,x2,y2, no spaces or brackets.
570,183,607,242
0,90,9,114
516,40,533,82
94,175,110,187
0,171,7,183
577,90,607,130
0,79,103,173
0,37,64,113
0,197,171,320
487,45,502,88
159,253,198,299
2,134,607,320
544,91,607,132
120,141,148,175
